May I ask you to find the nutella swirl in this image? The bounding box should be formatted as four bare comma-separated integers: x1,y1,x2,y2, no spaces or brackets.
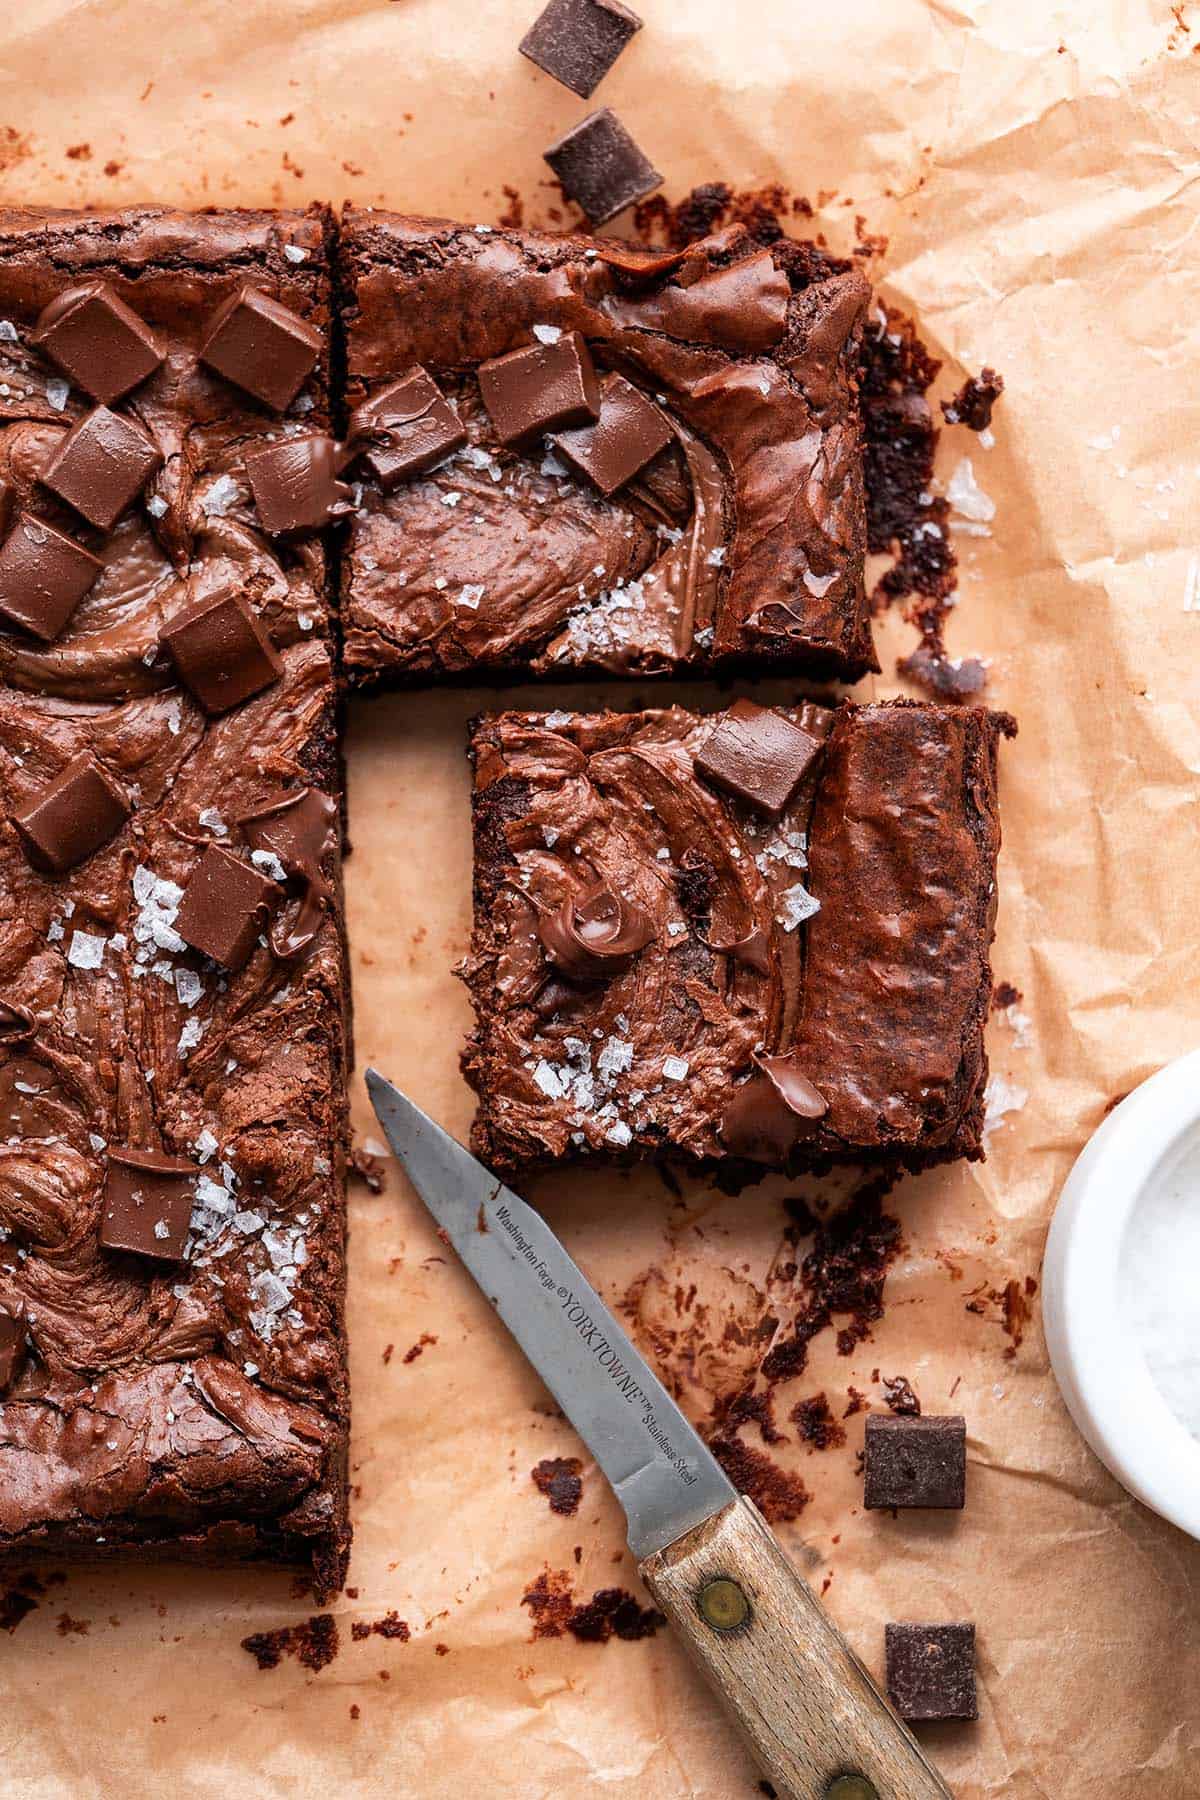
537,885,655,983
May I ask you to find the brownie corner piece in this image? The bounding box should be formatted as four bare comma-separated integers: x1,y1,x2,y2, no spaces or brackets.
460,696,1007,1181
336,208,874,689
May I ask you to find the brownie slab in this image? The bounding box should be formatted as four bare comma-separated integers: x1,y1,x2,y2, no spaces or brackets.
337,209,875,687
0,207,350,1597
461,700,1010,1178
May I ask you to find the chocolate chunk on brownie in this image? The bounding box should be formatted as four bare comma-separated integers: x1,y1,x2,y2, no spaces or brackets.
337,209,875,687
0,206,350,1599
885,1623,978,1722
864,1415,966,1510
460,699,1010,1178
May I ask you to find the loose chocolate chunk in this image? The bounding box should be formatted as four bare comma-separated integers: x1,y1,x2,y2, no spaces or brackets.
239,786,337,960
40,405,163,530
347,370,468,489
160,588,282,715
175,842,281,971
199,285,323,412
477,331,601,448
551,373,672,496
864,1415,966,1510
12,752,130,874
543,107,662,226
245,434,352,537
0,511,103,642
100,1149,197,1263
519,0,642,98
694,700,826,818
30,281,165,405
885,1623,977,1722
537,884,655,982
0,1303,27,1392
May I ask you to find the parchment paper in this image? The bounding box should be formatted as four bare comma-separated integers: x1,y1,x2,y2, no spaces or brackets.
1,2,1198,1795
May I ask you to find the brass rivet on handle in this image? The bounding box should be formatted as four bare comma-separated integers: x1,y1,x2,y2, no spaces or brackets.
825,1777,879,1800
697,1576,751,1632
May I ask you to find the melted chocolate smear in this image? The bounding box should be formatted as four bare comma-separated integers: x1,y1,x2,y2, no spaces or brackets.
242,1612,339,1673
521,1569,666,1644
707,1435,811,1524
531,1456,584,1517
351,1611,410,1643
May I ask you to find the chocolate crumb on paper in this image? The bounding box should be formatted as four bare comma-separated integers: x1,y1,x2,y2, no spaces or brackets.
531,1456,584,1516
351,1611,410,1643
241,1613,339,1673
521,1567,666,1644
942,367,1005,432
881,1374,922,1416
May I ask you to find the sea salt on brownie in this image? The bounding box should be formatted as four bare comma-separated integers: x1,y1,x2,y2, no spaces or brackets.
337,208,875,686
461,699,1011,1178
0,207,350,1596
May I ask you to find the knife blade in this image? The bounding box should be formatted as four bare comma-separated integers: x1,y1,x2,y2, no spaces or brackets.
366,1070,953,1800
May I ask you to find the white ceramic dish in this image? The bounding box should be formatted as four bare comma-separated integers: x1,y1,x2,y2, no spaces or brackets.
1042,1048,1200,1542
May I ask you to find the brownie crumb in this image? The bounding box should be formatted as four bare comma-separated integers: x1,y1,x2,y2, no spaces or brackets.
531,1456,584,1516
763,1182,903,1384
521,1568,665,1644
55,1612,90,1636
351,1610,411,1643
242,1612,339,1673
881,1375,922,1416
402,1333,437,1364
991,980,1023,1011
435,1643,450,1656
350,1704,361,1721
790,1393,847,1452
942,367,1004,432
844,1386,868,1417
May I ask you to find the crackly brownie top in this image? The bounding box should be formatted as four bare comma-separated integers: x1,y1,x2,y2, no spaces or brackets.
339,209,874,683
0,208,347,1569
463,700,1008,1173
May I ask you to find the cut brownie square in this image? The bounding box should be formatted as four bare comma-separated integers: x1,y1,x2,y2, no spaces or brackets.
337,209,875,687
461,699,1011,1178
0,207,350,1598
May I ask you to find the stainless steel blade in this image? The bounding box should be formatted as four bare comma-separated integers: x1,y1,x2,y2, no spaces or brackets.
366,1070,737,1558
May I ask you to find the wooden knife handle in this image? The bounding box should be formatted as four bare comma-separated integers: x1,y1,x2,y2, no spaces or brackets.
639,1496,954,1800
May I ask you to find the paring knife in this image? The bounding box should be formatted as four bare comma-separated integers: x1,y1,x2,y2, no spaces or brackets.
367,1071,953,1800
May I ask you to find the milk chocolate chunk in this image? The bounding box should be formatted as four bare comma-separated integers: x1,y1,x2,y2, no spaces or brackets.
31,280,165,405
695,700,826,818
245,434,351,537
0,1303,27,1392
0,511,102,642
538,884,655,982
719,1055,826,1163
347,370,468,489
160,588,282,715
543,108,662,226
199,285,323,411
885,1623,977,1722
519,0,642,98
13,752,130,874
864,1415,966,1511
175,842,281,971
477,331,601,447
551,373,672,496
40,404,163,530
239,786,337,959
100,1149,197,1263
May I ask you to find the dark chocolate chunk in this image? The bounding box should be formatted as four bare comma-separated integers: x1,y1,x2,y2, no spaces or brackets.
538,884,655,982
100,1149,198,1263
12,752,131,874
199,285,323,411
30,280,165,405
239,786,337,960
244,433,352,537
551,373,672,496
477,330,601,448
543,107,662,226
0,1303,27,1392
864,1415,966,1510
519,0,642,98
694,700,826,817
40,405,163,530
175,842,281,971
347,370,468,489
0,511,103,642
160,588,283,715
885,1623,977,1722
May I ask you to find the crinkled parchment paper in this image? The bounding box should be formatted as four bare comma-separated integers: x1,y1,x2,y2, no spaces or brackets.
0,1,1198,1795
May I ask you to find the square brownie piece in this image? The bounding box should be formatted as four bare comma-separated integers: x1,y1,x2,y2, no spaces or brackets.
864,1415,966,1510
0,207,350,1599
461,698,1011,1177
337,209,875,687
885,1623,978,1722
